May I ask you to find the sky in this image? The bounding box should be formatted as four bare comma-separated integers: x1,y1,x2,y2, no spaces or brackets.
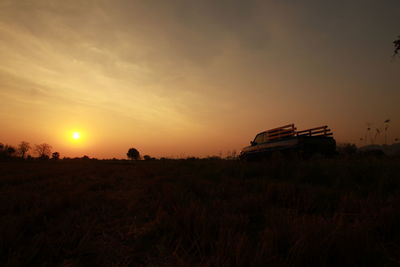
0,0,399,158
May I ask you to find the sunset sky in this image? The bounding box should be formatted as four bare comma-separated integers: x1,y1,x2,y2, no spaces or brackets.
0,0,399,158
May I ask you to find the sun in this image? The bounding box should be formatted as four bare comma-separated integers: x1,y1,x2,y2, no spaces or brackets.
72,132,81,140
65,129,88,146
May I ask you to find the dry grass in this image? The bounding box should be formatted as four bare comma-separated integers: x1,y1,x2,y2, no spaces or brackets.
1,157,400,266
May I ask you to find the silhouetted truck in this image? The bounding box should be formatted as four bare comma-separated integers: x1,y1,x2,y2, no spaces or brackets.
239,124,336,160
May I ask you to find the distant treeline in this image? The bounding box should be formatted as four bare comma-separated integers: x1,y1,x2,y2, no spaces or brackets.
2,141,400,162
0,142,57,160
0,142,239,161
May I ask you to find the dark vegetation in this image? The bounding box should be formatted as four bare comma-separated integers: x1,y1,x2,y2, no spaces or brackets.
0,142,56,161
127,148,140,160
394,35,400,57
1,155,400,266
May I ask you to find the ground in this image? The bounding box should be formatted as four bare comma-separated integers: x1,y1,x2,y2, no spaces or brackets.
1,157,400,266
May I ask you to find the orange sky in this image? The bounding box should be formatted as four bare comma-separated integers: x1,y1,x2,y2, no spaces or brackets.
0,0,399,158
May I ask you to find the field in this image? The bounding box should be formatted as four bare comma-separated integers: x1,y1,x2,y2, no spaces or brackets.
1,157,400,266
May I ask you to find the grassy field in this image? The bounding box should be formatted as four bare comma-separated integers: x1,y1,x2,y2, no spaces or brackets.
1,157,400,266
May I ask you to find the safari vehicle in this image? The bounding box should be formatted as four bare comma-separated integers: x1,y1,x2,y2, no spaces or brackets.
239,124,336,160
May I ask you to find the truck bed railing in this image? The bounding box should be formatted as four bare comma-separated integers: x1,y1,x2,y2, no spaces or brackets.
295,125,332,137
261,124,332,142
263,124,297,142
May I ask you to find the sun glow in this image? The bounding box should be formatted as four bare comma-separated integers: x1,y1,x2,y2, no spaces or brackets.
72,132,80,140
69,130,84,144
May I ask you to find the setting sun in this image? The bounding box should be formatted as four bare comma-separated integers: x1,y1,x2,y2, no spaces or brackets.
72,132,80,140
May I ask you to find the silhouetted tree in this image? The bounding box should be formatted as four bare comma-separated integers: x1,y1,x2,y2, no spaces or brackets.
394,35,400,57
52,152,60,160
7,146,16,156
0,144,16,159
18,141,31,158
34,143,52,159
127,148,140,160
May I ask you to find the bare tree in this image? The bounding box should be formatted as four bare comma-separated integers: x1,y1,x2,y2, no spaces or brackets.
34,143,52,159
18,141,31,158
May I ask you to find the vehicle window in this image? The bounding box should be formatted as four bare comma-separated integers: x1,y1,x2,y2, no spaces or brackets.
254,133,265,144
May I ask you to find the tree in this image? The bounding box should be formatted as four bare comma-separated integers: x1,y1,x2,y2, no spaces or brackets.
127,148,140,160
18,141,31,158
7,146,16,156
394,35,400,57
52,152,60,160
0,143,16,158
34,143,52,159
0,144,16,159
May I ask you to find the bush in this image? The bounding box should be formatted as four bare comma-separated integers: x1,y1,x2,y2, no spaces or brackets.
143,155,155,160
